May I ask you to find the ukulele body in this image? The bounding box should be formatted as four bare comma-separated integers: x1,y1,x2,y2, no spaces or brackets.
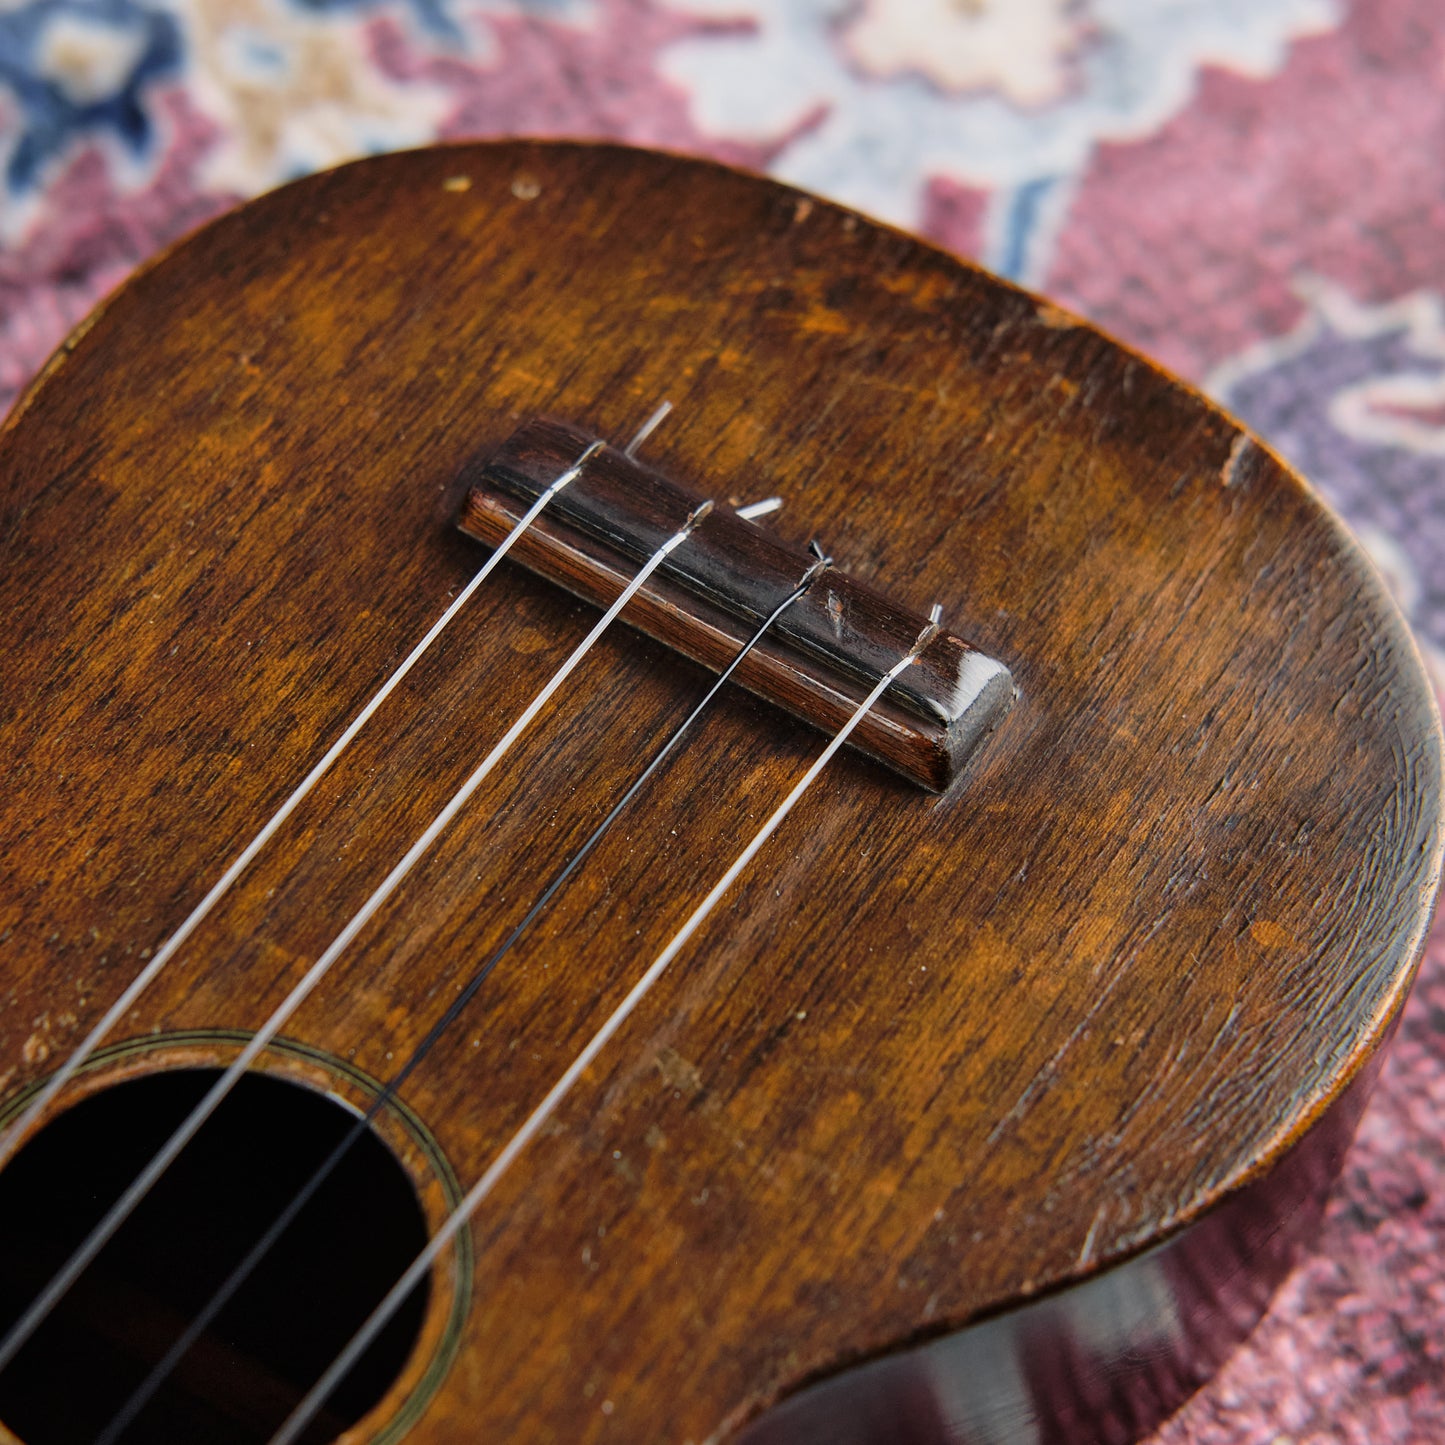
0,142,1439,1445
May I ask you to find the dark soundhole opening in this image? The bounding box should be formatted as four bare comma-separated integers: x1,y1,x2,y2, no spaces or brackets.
0,1069,432,1445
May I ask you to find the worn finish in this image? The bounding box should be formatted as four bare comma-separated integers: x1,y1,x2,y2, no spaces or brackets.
0,142,1439,1444
738,1036,1383,1445
461,417,1015,791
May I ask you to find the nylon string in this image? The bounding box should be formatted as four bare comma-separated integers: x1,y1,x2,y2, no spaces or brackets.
0,439,604,1179
91,551,831,1445
268,607,942,1445
0,491,713,1377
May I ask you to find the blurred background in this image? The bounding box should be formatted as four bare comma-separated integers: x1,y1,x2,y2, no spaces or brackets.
1,1,1441,1440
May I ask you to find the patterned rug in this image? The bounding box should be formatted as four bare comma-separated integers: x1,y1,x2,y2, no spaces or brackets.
1,2,1441,1440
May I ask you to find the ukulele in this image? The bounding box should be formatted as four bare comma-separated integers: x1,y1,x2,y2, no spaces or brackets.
0,141,1438,1445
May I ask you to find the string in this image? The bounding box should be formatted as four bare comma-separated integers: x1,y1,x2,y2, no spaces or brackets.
0,438,604,1179
623,399,672,458
91,551,832,1445
0,493,714,1379
267,605,943,1445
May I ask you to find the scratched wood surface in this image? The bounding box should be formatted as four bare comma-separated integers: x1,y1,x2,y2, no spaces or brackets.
0,142,1439,1444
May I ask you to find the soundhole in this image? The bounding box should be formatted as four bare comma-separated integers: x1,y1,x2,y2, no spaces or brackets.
0,1069,432,1445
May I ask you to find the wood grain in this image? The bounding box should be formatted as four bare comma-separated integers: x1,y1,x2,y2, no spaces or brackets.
0,142,1439,1444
